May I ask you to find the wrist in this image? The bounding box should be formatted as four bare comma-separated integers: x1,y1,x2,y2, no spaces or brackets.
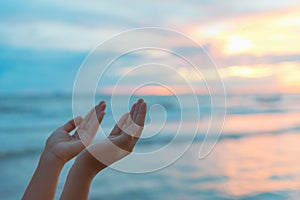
72,150,106,179
68,162,95,184
40,148,65,169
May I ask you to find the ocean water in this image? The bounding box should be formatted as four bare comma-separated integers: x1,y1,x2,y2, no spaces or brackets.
0,93,300,199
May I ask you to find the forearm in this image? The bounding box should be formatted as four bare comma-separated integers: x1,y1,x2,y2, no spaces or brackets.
60,165,93,200
60,151,105,200
60,99,146,199
22,150,64,200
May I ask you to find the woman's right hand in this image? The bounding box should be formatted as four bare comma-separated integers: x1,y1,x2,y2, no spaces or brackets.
73,99,146,177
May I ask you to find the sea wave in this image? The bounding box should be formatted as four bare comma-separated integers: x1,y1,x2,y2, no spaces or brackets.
0,125,299,160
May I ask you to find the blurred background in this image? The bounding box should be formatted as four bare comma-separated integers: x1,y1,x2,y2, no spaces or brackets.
1,0,300,199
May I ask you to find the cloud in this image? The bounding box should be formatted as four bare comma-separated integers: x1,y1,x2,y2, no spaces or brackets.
1,0,299,52
1,0,300,94
0,21,123,51
189,6,300,56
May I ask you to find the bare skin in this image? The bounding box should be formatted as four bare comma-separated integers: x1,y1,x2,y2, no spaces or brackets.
22,99,146,200
22,101,106,200
60,99,147,200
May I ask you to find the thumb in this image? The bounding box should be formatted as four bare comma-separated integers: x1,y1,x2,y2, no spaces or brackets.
61,116,83,132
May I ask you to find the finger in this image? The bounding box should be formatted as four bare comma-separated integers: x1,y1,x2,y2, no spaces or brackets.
109,113,129,136
76,111,105,146
122,122,143,139
132,100,140,117
135,102,147,126
97,101,106,123
86,111,106,135
61,116,83,132
81,107,106,140
122,102,146,140
74,101,105,139
130,103,136,119
87,101,106,127
79,107,96,129
125,99,143,129
133,99,144,122
126,103,137,128
80,101,105,129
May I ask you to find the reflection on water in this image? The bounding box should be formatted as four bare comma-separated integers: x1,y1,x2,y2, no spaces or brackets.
207,133,300,197
0,93,300,199
222,113,300,135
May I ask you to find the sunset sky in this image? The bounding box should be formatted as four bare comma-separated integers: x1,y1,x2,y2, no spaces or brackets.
0,0,299,95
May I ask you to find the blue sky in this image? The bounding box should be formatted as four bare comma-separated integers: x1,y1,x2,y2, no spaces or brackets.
1,0,300,94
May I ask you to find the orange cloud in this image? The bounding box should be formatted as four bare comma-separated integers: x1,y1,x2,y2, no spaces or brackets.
100,61,300,95
220,62,300,94
276,62,300,93
189,6,300,56
100,85,201,96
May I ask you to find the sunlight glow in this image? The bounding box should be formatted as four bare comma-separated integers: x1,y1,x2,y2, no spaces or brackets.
187,7,300,94
177,67,202,82
100,85,192,96
219,65,273,79
226,35,254,54
277,62,300,93
135,85,174,96
190,7,300,56
278,17,300,26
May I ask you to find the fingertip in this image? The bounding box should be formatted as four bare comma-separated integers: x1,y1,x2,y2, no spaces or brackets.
133,100,143,121
130,103,136,115
98,101,106,109
137,98,144,104
131,103,136,109
76,115,83,120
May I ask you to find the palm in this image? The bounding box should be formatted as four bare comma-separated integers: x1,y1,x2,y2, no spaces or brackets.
84,99,147,167
45,101,106,162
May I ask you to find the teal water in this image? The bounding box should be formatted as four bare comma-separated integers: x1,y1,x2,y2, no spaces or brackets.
0,93,300,199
